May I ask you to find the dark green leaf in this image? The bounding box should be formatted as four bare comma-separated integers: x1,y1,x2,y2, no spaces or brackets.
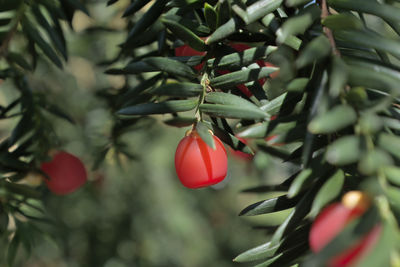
254,242,308,267
2,182,42,199
327,0,400,24
9,115,33,147
204,3,218,31
149,82,202,97
42,103,75,124
234,222,309,263
205,18,239,44
207,46,277,69
126,0,167,42
162,18,207,51
117,99,198,117
239,194,300,216
286,0,313,7
260,93,286,115
7,233,19,267
107,0,120,5
378,133,400,160
326,135,362,165
245,0,283,25
205,92,263,111
106,61,158,75
143,57,197,79
345,58,400,94
162,14,210,35
92,146,110,170
196,121,215,149
237,120,299,139
124,20,165,49
32,5,67,60
123,0,151,17
207,0,282,44
329,57,348,98
270,181,323,247
117,74,163,104
358,149,393,176
7,52,33,71
277,4,321,44
295,35,331,69
22,19,63,68
287,168,313,198
234,241,279,263
210,67,278,88
308,105,357,134
382,117,400,131
204,121,253,154
64,0,89,15
0,153,30,171
383,166,400,186
335,30,400,58
163,116,197,127
322,13,363,31
309,169,344,218
200,103,268,119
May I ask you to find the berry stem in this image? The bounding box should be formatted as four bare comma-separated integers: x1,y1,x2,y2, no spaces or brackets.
196,73,210,122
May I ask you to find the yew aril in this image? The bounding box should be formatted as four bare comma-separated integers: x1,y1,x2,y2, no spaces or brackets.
41,151,87,195
309,192,381,267
175,130,227,188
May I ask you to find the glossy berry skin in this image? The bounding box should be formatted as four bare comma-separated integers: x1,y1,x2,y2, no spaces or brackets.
309,203,381,267
41,151,87,195
175,131,228,189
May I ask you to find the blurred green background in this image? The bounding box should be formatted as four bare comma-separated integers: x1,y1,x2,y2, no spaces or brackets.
0,1,293,266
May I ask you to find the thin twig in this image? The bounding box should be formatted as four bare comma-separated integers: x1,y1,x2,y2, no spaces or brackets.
321,0,340,56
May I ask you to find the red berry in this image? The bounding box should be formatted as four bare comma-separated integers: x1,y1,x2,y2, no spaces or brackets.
175,130,228,188
41,151,87,195
309,192,381,267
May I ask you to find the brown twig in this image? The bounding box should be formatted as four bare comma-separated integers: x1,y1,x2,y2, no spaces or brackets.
321,0,341,56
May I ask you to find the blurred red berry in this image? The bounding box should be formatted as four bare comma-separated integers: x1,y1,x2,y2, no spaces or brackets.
41,151,87,195
309,192,381,267
175,130,227,188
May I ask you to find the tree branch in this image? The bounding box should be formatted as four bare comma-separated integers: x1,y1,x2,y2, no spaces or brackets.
321,0,340,56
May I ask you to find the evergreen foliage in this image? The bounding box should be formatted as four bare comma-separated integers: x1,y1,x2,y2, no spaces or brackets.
0,0,400,266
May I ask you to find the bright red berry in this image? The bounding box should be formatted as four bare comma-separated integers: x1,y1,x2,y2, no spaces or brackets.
309,191,381,267
41,151,87,195
174,130,228,188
